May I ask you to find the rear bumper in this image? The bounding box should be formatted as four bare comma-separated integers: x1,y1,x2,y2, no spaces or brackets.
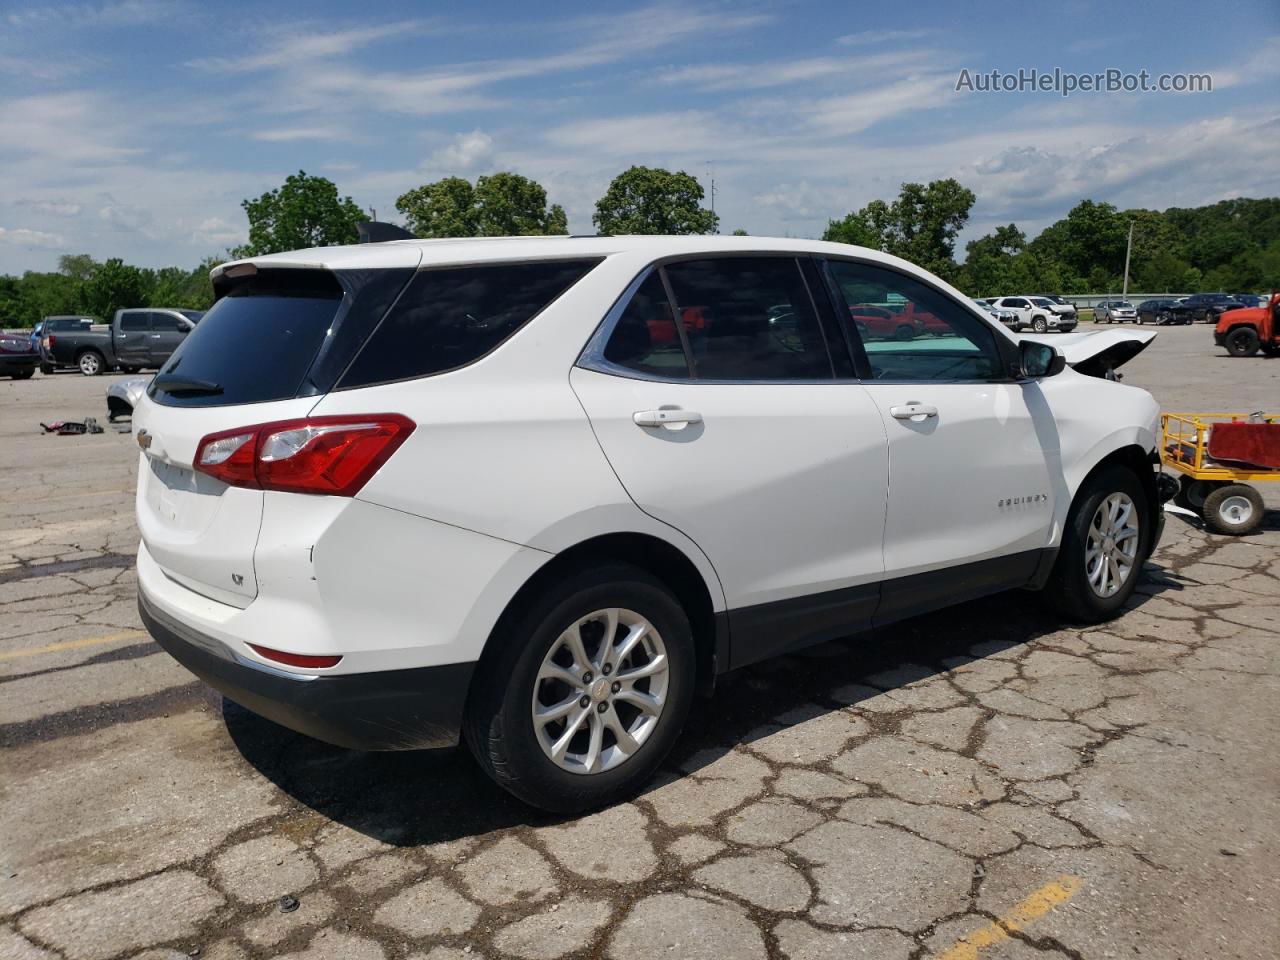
139,588,475,751
0,355,37,373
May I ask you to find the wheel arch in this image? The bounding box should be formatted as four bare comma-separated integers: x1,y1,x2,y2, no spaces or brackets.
473,531,725,700
1070,443,1160,545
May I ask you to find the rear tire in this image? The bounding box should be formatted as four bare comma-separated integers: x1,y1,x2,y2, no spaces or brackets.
1042,465,1150,623
894,324,915,341
77,351,104,376
1202,484,1264,536
11,368,34,380
1224,328,1260,357
464,564,696,813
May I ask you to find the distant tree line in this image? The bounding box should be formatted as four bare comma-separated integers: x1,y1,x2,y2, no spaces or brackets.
826,182,1280,295
2,167,1275,328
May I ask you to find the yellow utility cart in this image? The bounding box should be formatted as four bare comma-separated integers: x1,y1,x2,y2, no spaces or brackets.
1161,412,1278,535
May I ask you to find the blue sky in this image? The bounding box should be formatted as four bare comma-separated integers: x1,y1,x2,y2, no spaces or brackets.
1,0,1277,273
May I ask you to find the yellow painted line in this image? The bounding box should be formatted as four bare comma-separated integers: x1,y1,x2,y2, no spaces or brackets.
935,875,1082,960
0,630,147,662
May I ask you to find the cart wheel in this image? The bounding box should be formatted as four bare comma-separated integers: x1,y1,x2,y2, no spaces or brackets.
1202,484,1265,536
1174,476,1215,511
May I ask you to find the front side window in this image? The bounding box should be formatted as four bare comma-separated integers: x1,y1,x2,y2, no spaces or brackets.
340,258,600,388
827,260,1003,381
661,257,833,381
150,312,184,331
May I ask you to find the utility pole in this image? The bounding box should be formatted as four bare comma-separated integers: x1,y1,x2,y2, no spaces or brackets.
704,160,716,221
1122,220,1134,299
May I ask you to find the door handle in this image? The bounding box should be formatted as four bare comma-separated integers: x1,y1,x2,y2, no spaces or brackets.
151,334,161,338
633,409,703,430
890,402,938,421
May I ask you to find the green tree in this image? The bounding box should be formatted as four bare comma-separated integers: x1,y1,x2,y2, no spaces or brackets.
593,166,718,235
58,253,98,284
822,210,880,248
473,173,567,236
1031,199,1127,281
80,258,148,320
823,179,975,282
397,176,479,238
731,228,749,236
396,173,567,238
235,170,367,257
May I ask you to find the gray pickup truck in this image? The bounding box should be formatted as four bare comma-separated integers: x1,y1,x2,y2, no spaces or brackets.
39,308,204,376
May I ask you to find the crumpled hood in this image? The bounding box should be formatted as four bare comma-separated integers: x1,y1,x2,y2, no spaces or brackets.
1019,329,1156,375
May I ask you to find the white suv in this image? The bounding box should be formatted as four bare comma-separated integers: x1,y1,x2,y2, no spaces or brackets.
989,296,1077,333
134,235,1164,812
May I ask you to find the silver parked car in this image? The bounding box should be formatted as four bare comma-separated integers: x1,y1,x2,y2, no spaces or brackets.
1096,300,1137,323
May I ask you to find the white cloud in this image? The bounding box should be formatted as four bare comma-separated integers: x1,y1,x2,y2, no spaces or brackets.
431,130,494,170
189,217,242,247
6,1,184,28
805,74,955,133
188,21,426,73
99,203,153,232
0,226,66,248
837,29,934,46
250,126,356,142
20,200,83,216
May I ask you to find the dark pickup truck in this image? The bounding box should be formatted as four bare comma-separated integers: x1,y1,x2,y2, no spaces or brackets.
39,308,204,375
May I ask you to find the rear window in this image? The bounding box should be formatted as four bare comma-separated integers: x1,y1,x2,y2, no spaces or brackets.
150,271,344,407
337,258,600,389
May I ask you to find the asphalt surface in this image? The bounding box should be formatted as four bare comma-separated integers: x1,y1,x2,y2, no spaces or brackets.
2,323,1278,960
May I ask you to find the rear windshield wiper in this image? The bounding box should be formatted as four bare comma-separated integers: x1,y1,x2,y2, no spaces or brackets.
152,374,223,395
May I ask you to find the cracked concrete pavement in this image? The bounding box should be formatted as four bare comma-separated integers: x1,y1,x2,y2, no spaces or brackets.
2,327,1278,959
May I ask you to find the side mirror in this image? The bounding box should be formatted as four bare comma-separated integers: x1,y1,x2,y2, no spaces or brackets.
179,319,193,332
1018,340,1066,379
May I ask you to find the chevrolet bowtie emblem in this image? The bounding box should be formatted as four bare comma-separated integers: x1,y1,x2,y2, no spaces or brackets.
136,429,152,450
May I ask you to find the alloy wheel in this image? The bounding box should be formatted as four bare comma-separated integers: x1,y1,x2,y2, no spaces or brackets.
532,608,669,775
1085,492,1140,598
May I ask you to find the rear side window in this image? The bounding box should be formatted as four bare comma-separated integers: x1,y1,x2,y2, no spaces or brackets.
339,259,600,388
602,273,689,378
151,271,343,407
120,313,149,331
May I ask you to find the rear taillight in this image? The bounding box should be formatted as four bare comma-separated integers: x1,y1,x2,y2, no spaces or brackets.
45,335,55,349
194,414,414,496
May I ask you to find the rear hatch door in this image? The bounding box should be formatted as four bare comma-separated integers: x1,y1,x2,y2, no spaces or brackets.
134,251,420,607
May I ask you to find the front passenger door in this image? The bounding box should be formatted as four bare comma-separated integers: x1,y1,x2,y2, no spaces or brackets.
825,259,1060,623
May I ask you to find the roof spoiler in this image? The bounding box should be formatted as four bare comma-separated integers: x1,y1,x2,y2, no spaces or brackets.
357,221,416,243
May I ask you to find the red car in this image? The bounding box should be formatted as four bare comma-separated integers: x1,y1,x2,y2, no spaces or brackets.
849,304,921,341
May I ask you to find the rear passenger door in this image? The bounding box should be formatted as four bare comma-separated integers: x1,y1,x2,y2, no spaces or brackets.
571,256,889,668
148,311,187,365
115,311,152,365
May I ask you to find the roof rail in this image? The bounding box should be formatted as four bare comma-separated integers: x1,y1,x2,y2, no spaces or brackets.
357,221,416,243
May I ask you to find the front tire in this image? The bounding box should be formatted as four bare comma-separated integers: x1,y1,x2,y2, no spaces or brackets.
1202,484,1264,536
12,368,34,380
78,351,104,376
1032,316,1048,333
1042,465,1150,623
1224,328,1260,357
464,564,695,813
40,362,54,375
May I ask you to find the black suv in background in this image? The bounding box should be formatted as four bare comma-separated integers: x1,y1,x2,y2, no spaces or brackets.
1180,293,1246,323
